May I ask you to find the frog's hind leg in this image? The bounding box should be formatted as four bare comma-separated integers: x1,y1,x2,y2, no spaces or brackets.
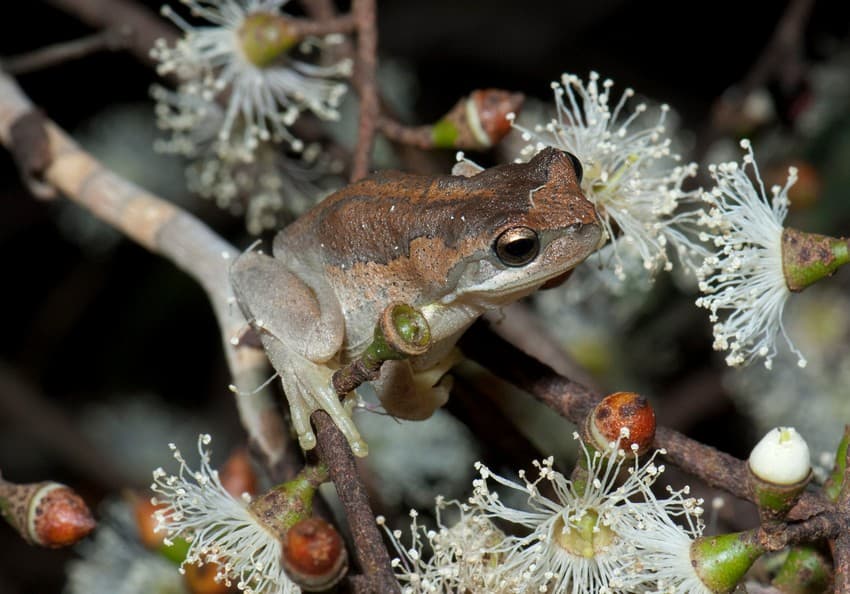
229,250,344,363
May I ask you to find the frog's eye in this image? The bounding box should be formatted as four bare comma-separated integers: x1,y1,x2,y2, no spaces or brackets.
494,226,540,267
564,151,584,184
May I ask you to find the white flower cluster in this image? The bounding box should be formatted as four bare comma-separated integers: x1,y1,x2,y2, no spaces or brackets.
513,71,704,283
152,0,349,157
695,139,803,369
151,434,300,594
383,433,708,593
149,0,348,230
518,72,829,370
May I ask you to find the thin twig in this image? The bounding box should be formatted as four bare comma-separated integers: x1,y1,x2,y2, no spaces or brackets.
350,0,379,181
291,14,358,37
45,0,178,67
2,28,132,75
0,68,289,474
313,411,400,593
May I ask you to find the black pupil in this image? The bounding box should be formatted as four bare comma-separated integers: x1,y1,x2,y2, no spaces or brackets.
505,238,535,259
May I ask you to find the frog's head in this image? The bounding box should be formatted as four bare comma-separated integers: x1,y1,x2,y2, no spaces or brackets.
441,147,602,306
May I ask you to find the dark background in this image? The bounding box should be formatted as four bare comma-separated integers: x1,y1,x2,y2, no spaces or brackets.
1,1,849,592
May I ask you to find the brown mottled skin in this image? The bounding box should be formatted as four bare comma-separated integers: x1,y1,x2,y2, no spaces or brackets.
274,147,599,357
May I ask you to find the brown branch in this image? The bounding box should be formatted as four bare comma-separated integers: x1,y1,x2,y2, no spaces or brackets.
45,0,178,67
0,68,289,475
756,511,844,552
376,117,434,150
350,0,379,181
313,411,399,593
2,28,132,75
459,320,832,520
290,14,358,37
299,0,338,20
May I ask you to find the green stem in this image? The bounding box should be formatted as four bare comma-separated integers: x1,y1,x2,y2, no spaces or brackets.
248,464,328,538
825,426,850,502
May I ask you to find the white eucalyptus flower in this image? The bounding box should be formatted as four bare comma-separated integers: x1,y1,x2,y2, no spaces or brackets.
151,434,299,594
380,500,514,593
513,71,703,283
152,0,350,154
695,139,804,369
467,433,704,594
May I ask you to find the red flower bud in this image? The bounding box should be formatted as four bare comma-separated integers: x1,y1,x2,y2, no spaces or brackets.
281,518,347,591
587,391,656,454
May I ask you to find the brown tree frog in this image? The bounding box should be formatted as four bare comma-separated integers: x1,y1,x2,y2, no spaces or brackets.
231,147,601,456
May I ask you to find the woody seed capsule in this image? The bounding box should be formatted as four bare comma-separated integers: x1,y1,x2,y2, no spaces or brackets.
281,518,348,591
0,476,95,547
587,391,656,454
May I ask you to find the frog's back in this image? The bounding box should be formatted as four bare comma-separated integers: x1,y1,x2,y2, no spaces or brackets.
273,153,574,269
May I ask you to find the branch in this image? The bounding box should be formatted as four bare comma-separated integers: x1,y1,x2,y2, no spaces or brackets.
2,28,133,75
350,0,379,181
45,0,178,67
459,321,832,519
313,411,400,593
0,68,289,475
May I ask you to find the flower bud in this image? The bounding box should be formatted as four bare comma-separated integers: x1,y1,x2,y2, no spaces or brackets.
690,530,765,593
281,518,348,591
748,427,811,520
432,89,524,149
749,427,811,485
134,495,191,563
781,228,849,293
134,495,165,550
248,464,327,538
219,447,258,499
586,391,656,455
184,561,232,594
0,476,95,547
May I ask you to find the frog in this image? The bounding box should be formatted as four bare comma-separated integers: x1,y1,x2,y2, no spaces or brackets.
230,147,601,456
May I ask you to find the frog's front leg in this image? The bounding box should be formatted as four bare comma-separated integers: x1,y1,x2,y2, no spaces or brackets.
262,338,367,456
230,251,367,455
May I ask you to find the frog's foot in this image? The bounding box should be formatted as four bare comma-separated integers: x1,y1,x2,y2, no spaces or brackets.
372,355,458,420
273,345,369,457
